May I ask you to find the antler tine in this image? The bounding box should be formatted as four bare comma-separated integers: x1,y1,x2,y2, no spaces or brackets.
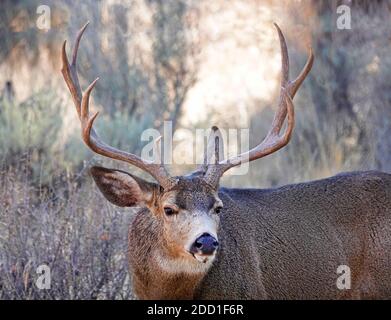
289,47,314,98
61,23,177,190
204,24,312,186
204,90,294,186
61,22,90,117
271,23,314,136
274,23,289,89
269,23,289,137
190,126,224,177
71,22,89,67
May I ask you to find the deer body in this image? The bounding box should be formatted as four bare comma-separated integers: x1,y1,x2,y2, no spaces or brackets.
62,23,391,300
127,171,391,299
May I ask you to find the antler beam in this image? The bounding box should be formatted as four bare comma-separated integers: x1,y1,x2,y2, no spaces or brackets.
204,23,314,186
61,22,177,190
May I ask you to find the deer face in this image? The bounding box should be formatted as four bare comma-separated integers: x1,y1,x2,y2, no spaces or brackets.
64,21,313,282
90,167,222,265
159,179,222,263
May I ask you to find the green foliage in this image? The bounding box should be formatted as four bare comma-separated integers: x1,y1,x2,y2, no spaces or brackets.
0,92,156,185
0,92,62,183
0,92,60,158
96,110,153,153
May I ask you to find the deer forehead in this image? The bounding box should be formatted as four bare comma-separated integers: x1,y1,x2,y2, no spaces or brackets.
160,177,220,210
176,191,218,211
162,190,219,212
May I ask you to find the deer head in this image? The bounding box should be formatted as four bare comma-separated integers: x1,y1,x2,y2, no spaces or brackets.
61,22,313,268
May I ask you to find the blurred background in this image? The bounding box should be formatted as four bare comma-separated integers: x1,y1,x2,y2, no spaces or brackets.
0,0,390,299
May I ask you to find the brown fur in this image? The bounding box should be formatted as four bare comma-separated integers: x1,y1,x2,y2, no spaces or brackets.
194,171,391,299
125,172,391,299
91,168,391,299
128,210,205,299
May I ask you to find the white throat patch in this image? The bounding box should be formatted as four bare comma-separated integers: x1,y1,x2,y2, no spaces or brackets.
153,251,216,274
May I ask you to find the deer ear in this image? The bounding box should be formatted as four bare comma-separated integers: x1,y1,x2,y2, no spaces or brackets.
90,166,157,207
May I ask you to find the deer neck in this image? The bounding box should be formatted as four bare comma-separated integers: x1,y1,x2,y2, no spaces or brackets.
129,211,211,300
135,259,206,299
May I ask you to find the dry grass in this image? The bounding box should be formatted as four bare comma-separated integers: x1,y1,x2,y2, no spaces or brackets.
0,161,134,299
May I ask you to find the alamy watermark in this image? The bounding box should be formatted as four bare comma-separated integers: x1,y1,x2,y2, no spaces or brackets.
35,264,51,290
336,265,351,290
140,121,250,176
36,5,51,32
33,263,353,291
336,4,351,30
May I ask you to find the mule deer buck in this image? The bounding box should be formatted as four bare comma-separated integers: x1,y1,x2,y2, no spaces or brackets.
61,23,391,299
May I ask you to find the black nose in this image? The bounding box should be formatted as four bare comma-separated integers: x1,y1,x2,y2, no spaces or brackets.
190,233,219,255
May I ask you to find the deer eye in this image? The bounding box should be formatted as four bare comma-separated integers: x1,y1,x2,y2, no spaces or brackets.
164,206,177,216
214,206,223,214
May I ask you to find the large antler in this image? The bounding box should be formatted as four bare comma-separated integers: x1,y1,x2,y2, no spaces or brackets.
204,23,314,186
61,22,177,190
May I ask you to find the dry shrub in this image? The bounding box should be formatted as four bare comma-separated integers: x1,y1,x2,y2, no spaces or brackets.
0,161,135,299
